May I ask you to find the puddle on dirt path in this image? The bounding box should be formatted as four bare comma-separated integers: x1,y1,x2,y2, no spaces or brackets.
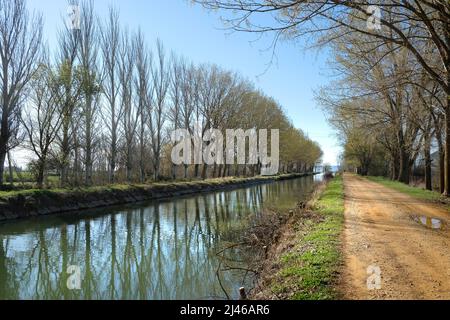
410,215,447,230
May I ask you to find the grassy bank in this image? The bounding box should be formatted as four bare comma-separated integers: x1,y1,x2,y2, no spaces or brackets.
0,173,314,222
255,176,344,300
366,176,442,202
0,173,306,198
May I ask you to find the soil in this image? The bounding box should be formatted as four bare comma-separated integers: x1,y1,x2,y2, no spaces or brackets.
340,174,450,300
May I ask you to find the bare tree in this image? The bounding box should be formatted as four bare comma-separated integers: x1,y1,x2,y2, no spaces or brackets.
178,61,196,179
0,0,42,186
119,30,138,182
55,9,82,187
198,65,238,179
134,29,152,183
22,61,63,188
149,40,169,181
79,0,100,186
168,54,183,180
100,7,123,183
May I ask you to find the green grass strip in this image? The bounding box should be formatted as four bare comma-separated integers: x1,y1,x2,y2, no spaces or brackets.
366,176,441,202
272,176,344,300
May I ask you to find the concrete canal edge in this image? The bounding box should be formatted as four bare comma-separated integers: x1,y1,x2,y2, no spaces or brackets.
0,173,318,222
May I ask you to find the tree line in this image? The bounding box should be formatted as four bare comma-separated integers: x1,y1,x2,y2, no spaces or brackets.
0,0,322,188
194,0,449,193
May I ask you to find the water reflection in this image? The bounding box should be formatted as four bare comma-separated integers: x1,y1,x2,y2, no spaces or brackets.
411,215,447,231
0,176,318,300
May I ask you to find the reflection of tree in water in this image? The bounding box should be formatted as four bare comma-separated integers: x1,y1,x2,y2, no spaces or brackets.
0,176,317,299
0,236,20,299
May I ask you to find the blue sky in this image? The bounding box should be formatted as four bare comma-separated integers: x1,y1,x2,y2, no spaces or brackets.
27,0,341,165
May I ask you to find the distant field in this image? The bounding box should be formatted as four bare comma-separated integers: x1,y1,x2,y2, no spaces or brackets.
3,171,34,182
2,171,59,188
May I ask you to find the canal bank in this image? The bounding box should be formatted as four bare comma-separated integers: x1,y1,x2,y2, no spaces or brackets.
0,173,316,222
250,176,345,300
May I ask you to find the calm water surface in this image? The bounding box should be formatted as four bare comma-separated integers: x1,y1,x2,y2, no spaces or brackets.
0,175,321,300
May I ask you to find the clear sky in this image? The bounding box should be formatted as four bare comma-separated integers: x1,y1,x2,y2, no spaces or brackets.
26,0,341,165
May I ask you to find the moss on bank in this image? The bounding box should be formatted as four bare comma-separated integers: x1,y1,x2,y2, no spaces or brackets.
255,176,344,300
366,176,442,202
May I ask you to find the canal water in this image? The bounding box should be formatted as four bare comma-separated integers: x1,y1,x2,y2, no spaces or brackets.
0,175,321,300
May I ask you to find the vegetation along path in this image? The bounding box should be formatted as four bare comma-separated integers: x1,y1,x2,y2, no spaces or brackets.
340,174,450,299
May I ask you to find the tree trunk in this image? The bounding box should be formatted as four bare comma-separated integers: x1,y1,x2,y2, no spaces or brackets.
74,135,80,186
61,123,70,187
424,137,432,191
390,157,396,181
194,164,199,178
213,164,217,178
445,102,450,195
37,158,46,189
7,151,13,185
224,164,231,177
360,158,369,176
85,97,93,186
153,162,160,181
184,164,188,179
222,165,227,178
398,147,410,184
0,146,5,186
171,164,176,180
201,164,207,180
439,149,445,194
109,136,117,184
140,120,146,184
126,151,132,182
443,7,450,195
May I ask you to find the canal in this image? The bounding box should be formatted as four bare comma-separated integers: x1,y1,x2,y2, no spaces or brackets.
0,175,321,300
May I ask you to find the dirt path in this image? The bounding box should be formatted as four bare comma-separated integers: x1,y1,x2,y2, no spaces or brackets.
340,174,450,300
